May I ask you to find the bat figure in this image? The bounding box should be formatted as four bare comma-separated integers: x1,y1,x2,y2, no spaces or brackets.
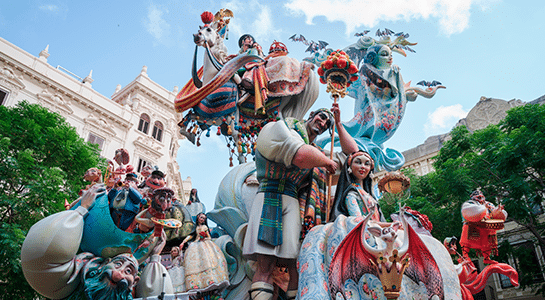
355,30,370,37
290,34,328,53
305,40,329,53
289,34,309,45
417,80,443,87
376,28,394,37
395,31,410,39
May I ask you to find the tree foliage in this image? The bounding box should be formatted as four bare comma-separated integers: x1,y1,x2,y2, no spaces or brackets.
404,103,545,294
0,101,105,299
379,169,464,243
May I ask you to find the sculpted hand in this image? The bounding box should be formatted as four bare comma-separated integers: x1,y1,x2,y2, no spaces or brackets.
151,230,167,256
80,183,106,210
324,159,337,174
331,103,341,125
405,89,417,102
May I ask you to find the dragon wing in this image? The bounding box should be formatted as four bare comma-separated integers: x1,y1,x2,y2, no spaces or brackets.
329,221,378,299
404,224,445,299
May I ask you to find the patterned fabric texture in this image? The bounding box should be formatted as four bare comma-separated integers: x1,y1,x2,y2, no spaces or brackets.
267,58,314,97
192,82,238,119
183,227,229,293
298,166,328,236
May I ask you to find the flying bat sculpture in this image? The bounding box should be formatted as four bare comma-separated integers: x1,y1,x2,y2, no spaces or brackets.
417,80,443,87
354,30,370,37
289,34,329,54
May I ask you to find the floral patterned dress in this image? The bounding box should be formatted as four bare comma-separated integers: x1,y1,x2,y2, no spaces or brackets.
183,225,229,293
345,183,381,222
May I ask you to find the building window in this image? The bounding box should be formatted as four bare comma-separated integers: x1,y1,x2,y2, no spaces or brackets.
152,121,163,142
87,133,105,150
517,242,544,283
138,114,150,134
0,89,7,106
499,273,513,289
499,241,544,288
170,138,177,157
137,158,152,173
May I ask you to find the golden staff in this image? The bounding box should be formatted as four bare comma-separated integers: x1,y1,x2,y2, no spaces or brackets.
318,50,359,222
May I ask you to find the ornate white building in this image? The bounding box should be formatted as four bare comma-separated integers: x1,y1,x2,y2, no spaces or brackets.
0,37,192,203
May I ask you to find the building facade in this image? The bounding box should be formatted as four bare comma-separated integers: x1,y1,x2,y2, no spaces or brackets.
0,37,192,203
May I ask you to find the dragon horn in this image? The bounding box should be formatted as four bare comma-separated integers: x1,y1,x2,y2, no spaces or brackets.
361,206,384,257
397,206,410,257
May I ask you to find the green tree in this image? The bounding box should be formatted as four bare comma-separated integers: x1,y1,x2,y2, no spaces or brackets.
408,104,545,294
379,169,464,243
0,101,105,299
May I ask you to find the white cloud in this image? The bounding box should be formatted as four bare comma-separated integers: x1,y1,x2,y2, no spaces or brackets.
251,5,281,43
220,0,281,46
145,4,171,44
284,0,495,36
424,104,468,135
39,5,59,12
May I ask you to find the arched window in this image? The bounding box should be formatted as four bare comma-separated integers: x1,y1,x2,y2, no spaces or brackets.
138,113,150,134
152,121,163,142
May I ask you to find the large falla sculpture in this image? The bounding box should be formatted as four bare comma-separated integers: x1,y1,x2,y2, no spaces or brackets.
21,8,519,300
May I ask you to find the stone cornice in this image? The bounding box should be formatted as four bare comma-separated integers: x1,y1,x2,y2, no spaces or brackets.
0,65,26,96
133,135,164,161
83,113,117,137
36,89,74,116
112,75,175,113
0,47,131,130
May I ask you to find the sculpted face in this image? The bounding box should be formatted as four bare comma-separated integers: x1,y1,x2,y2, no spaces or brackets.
104,255,140,290
242,36,254,51
146,174,166,189
171,247,180,258
84,168,101,182
83,254,139,300
375,45,392,69
153,189,174,212
197,213,207,225
306,111,331,137
350,153,373,182
141,165,153,178
470,191,485,204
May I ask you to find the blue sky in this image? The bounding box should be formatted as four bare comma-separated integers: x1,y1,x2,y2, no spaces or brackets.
2,0,544,213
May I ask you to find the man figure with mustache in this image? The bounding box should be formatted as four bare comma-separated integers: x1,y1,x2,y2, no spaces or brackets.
243,103,358,300
21,184,173,300
108,173,147,231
